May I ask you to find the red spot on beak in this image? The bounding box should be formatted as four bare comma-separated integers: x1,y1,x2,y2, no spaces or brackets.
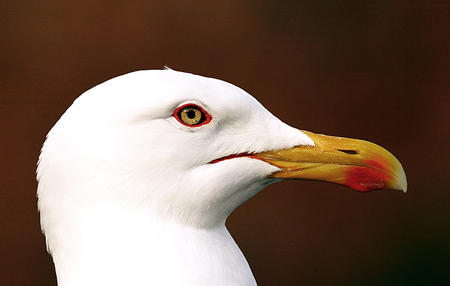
344,156,392,192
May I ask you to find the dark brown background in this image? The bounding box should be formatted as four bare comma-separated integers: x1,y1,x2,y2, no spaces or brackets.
1,1,449,285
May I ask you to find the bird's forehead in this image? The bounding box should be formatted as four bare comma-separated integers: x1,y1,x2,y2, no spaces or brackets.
83,70,266,120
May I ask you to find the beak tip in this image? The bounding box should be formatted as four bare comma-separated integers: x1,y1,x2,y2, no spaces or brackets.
395,164,408,193
400,179,408,193
400,184,407,193
402,181,408,193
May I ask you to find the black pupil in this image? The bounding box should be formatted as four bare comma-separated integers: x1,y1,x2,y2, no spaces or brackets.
187,109,196,119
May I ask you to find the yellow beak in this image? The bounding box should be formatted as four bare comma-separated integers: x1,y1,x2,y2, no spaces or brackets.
255,131,407,192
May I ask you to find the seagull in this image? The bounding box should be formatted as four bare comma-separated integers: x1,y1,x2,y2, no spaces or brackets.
37,69,407,286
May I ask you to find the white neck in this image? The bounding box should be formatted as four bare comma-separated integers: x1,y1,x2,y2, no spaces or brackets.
50,205,257,286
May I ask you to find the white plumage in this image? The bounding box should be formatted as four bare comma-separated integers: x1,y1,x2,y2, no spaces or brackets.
37,69,406,285
37,70,314,286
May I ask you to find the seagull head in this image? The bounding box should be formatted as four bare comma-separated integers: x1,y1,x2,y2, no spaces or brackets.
37,70,408,285
37,69,406,251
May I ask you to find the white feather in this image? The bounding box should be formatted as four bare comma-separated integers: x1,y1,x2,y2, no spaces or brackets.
37,70,314,286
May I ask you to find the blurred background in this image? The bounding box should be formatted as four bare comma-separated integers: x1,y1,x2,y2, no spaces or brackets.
1,1,449,285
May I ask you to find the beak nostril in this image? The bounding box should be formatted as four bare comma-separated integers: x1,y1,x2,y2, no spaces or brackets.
337,149,359,155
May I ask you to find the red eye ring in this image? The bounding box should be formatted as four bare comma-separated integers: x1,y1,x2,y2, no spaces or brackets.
173,103,212,127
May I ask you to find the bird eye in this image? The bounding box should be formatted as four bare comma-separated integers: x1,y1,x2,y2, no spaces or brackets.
173,104,212,127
